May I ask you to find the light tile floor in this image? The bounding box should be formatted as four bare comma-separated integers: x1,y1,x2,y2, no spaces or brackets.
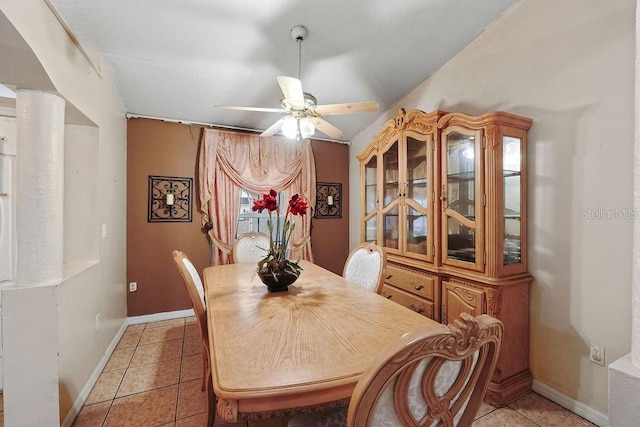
65,317,597,427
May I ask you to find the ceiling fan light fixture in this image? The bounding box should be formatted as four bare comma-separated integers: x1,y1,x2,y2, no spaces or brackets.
299,117,315,139
216,24,378,141
281,116,315,140
281,116,299,139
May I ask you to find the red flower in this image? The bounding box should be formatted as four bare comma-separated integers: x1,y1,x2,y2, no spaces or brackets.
288,193,309,216
253,189,278,212
263,191,278,211
252,189,308,276
251,199,266,213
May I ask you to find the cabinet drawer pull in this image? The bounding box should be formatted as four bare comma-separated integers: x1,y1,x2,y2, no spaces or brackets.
385,274,392,279
409,303,424,314
382,292,393,299
410,280,424,290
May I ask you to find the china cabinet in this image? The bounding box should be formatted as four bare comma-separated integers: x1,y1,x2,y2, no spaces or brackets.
358,108,532,406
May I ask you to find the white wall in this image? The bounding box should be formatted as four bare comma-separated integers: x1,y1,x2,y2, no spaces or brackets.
350,0,634,419
0,0,128,423
0,116,16,284
64,125,99,264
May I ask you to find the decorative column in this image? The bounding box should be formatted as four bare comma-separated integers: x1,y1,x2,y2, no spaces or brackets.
2,89,64,426
15,90,65,285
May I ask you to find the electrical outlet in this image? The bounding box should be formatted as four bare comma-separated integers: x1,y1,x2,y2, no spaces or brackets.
589,344,605,366
129,282,138,292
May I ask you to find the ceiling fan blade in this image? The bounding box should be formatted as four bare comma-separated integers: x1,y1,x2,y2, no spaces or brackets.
277,76,305,108
260,117,286,137
314,101,379,116
215,105,286,113
310,117,345,139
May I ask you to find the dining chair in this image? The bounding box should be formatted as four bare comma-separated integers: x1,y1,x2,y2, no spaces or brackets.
287,313,503,427
232,231,270,263
342,242,386,293
172,250,215,427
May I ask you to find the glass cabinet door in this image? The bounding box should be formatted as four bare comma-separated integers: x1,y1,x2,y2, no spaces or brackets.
442,129,482,270
363,155,378,242
382,139,400,252
503,136,522,265
404,134,432,260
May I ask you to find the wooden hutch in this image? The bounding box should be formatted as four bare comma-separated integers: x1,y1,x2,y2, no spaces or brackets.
358,108,532,406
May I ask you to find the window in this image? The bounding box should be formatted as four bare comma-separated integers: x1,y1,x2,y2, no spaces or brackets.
236,190,286,239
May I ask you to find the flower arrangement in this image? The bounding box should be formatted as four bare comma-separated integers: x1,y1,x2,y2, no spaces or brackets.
252,189,309,281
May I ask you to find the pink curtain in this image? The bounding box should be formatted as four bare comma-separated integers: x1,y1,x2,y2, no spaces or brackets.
199,129,316,265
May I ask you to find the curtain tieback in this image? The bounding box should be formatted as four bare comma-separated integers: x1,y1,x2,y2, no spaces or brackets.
290,235,311,250
208,231,232,255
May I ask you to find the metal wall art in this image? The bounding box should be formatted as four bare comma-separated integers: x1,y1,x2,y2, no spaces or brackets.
148,175,193,222
315,182,342,219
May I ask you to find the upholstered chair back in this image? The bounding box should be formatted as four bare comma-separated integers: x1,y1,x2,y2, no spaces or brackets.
288,313,503,427
343,242,386,292
348,313,503,426
172,250,215,427
232,232,270,263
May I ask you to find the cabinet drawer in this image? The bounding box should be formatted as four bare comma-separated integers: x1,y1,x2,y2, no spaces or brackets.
384,265,434,300
380,285,434,319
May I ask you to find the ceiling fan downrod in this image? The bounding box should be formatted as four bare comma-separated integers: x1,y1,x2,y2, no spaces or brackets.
290,25,307,80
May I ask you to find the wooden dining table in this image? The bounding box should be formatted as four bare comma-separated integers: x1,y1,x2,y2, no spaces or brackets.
203,260,444,423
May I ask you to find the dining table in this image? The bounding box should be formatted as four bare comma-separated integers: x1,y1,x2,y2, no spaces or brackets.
203,260,444,423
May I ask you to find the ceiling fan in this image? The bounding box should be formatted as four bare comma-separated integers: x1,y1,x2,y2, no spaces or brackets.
215,25,379,140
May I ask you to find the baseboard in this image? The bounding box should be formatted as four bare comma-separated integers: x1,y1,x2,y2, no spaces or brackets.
127,308,195,325
61,320,128,427
532,380,609,427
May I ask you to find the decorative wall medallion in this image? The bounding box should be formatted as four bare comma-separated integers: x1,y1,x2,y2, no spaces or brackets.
315,182,342,219
148,175,193,222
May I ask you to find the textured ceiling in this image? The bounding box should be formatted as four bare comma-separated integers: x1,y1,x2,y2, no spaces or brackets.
47,0,519,141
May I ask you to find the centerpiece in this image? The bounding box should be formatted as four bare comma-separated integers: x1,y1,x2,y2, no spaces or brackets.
252,189,309,292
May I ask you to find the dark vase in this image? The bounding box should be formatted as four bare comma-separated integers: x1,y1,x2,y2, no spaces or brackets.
257,269,300,292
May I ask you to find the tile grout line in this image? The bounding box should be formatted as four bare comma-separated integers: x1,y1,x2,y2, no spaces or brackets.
99,322,146,427
77,318,217,426
118,320,185,425
174,321,186,424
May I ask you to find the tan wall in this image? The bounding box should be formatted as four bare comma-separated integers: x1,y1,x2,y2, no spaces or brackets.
127,119,208,316
310,140,350,275
127,119,350,316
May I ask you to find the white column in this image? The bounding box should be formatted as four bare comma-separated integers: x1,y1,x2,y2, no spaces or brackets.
609,3,640,425
15,89,65,285
2,89,64,426
633,0,640,371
